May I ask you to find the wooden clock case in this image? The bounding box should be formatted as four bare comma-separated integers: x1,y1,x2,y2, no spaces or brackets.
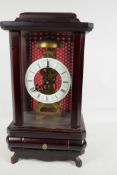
0,13,93,167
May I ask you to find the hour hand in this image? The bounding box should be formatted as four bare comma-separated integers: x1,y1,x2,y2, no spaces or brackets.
30,84,38,92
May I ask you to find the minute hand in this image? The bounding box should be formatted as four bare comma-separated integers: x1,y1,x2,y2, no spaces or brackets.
46,59,49,78
47,59,49,68
46,59,50,90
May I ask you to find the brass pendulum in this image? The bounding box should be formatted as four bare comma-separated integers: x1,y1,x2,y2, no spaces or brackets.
35,39,62,120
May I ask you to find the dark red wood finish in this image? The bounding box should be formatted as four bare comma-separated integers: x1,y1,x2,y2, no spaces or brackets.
0,13,93,166
0,13,93,32
9,32,22,125
71,33,85,128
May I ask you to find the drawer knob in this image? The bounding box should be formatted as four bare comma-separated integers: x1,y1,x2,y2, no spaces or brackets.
42,143,48,150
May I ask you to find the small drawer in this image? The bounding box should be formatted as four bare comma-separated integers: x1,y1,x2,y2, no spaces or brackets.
7,136,86,151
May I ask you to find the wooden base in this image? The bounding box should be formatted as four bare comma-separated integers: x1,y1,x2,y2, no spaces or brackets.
7,117,86,167
10,150,83,167
75,156,82,167
11,153,19,164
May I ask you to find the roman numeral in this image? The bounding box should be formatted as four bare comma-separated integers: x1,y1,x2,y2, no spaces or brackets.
60,89,66,93
63,81,68,84
27,80,32,82
46,96,48,101
61,71,66,75
29,70,35,74
55,94,58,98
37,63,41,68
30,87,35,92
37,94,40,98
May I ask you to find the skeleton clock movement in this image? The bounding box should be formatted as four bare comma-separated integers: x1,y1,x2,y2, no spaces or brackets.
0,13,93,167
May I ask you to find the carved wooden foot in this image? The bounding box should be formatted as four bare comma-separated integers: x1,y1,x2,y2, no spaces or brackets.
11,153,19,164
75,156,82,167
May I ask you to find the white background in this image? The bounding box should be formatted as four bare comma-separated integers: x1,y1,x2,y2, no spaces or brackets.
0,0,117,174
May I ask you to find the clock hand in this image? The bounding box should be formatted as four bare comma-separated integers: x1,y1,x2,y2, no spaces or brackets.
32,84,39,92
31,84,37,92
33,83,45,92
30,86,37,92
45,59,50,90
47,59,49,68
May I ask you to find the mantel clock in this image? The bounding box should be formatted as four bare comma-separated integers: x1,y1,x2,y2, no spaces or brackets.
0,12,93,167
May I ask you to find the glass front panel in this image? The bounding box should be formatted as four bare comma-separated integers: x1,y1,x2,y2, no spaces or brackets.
21,31,74,129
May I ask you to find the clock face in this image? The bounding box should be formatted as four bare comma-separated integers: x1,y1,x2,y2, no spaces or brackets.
25,57,71,104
